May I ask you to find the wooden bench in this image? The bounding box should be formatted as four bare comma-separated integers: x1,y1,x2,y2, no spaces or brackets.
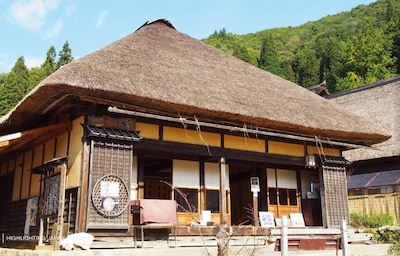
131,199,178,248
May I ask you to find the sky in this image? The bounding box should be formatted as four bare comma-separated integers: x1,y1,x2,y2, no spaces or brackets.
0,0,377,73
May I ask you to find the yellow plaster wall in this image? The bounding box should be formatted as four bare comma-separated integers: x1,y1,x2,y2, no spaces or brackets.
66,116,84,188
20,151,32,199
31,145,44,196
224,135,265,153
55,132,69,158
32,144,44,168
12,155,23,201
164,126,221,147
8,119,78,201
307,145,340,156
268,141,304,157
136,122,159,139
30,172,41,197
43,139,55,163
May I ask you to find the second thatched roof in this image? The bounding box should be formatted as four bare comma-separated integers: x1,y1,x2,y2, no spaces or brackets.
0,19,390,146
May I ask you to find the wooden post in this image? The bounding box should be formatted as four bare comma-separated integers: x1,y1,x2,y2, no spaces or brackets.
250,176,260,226
38,218,44,246
54,163,67,250
281,216,288,256
253,192,259,227
341,219,349,256
219,157,227,225
78,140,90,232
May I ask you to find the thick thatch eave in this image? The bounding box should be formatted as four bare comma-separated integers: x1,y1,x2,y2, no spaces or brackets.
0,19,390,146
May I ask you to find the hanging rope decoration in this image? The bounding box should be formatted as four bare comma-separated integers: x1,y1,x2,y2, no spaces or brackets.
194,115,212,155
91,174,130,217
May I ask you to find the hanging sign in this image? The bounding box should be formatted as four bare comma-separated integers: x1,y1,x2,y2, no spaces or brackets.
100,181,119,212
250,177,260,193
41,174,61,217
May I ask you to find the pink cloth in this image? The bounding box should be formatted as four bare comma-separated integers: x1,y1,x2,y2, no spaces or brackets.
132,199,177,224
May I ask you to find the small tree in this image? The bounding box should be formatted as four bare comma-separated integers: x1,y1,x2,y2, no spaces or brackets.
58,41,73,68
42,46,58,76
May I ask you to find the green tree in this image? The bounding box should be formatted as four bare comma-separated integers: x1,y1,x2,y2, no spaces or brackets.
0,57,30,115
257,35,283,76
42,45,57,76
292,44,319,87
57,41,73,68
29,67,47,91
336,26,396,90
232,43,252,64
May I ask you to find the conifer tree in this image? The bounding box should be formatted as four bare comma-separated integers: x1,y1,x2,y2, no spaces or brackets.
57,41,73,68
0,57,30,115
42,46,57,76
257,35,283,76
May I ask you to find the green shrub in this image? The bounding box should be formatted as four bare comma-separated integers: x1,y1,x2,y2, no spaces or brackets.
388,242,400,256
375,226,400,255
350,213,394,228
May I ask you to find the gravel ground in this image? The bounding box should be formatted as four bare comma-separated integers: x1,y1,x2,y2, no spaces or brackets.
0,243,392,256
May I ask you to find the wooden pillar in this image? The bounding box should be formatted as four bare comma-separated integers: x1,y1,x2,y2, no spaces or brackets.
259,168,267,211
253,193,259,227
219,157,227,225
199,161,206,211
77,139,90,232
54,163,67,250
137,155,145,199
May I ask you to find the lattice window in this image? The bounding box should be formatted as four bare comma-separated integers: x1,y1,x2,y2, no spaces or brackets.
87,140,133,230
321,165,349,228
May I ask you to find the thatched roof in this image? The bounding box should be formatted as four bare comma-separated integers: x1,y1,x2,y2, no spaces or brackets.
0,19,390,146
329,76,400,160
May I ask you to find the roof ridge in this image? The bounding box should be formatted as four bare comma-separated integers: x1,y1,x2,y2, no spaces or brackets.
135,18,175,32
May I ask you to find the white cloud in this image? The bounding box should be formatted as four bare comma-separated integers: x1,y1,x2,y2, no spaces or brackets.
10,0,61,30
65,2,76,16
25,56,44,69
95,10,108,29
45,18,62,38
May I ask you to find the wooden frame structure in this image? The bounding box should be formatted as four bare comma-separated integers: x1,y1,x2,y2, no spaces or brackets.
0,19,390,249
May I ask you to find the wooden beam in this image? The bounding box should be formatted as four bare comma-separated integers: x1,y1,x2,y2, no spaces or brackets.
134,139,304,167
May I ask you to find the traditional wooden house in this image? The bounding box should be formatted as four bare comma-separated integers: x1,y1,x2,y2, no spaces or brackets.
328,76,400,224
0,19,390,245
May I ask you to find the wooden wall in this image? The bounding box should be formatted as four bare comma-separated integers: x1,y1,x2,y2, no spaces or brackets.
5,116,83,202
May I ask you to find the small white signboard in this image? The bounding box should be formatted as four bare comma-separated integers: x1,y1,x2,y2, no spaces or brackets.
250,177,260,193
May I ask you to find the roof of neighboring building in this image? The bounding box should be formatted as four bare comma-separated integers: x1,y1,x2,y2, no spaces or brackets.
347,169,400,189
308,81,329,97
328,75,400,99
329,75,400,161
0,19,390,146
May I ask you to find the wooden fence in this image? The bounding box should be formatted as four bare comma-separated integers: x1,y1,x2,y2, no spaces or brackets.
348,193,400,225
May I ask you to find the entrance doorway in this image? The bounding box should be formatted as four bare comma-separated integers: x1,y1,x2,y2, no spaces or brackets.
229,164,267,225
143,156,172,199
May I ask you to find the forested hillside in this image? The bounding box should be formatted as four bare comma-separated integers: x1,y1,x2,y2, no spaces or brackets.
0,0,399,117
202,0,400,93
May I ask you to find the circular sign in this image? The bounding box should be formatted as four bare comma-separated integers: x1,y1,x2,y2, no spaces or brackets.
102,197,115,212
91,174,129,217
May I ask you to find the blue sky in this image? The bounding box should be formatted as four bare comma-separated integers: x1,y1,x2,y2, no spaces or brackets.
1,0,376,73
